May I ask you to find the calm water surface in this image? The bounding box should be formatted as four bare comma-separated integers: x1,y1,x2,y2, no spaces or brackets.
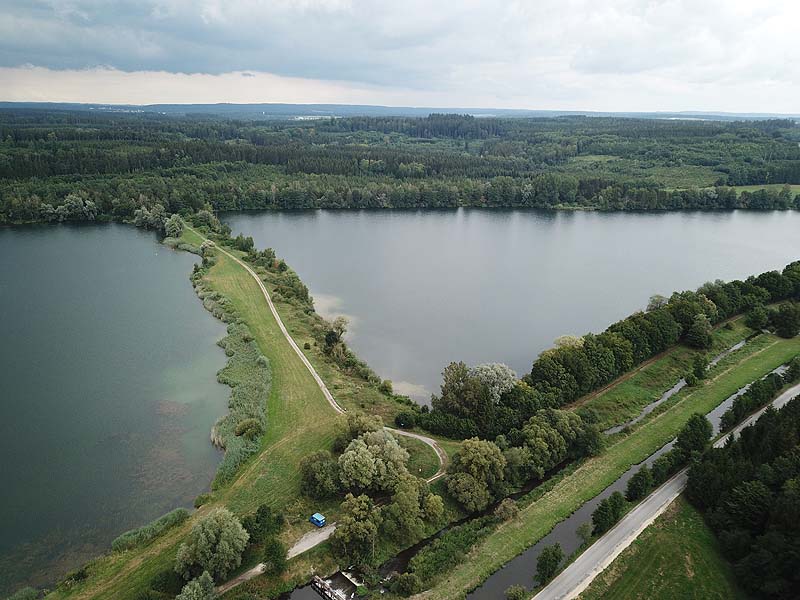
226,209,800,401
0,223,228,594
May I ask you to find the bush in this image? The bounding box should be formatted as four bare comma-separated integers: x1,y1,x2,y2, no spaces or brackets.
300,450,342,498
505,584,527,600
392,572,422,596
194,493,212,508
304,341,311,350
241,504,284,544
625,466,654,501
149,569,184,595
112,508,190,552
494,498,519,521
394,411,417,428
176,572,215,600
262,537,288,576
592,491,626,535
536,543,564,584
379,379,394,395
234,418,263,439
175,509,249,581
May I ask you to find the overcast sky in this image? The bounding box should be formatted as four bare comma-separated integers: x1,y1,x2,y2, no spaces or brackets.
1,0,798,111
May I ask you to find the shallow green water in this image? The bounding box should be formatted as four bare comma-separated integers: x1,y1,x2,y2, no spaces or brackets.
226,208,800,401
0,223,228,594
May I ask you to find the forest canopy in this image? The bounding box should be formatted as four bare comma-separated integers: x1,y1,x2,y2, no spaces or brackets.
1,110,799,224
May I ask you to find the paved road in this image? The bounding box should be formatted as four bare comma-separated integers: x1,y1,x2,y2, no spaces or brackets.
534,380,800,600
189,229,447,593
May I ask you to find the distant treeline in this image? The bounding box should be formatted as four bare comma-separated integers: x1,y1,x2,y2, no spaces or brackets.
1,110,800,223
419,262,800,440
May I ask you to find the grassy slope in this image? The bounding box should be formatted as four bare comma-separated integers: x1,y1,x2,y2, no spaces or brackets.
418,333,800,599
578,496,745,600
576,319,751,429
45,228,439,600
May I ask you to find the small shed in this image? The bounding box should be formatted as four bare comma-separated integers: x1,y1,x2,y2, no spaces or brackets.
310,512,327,527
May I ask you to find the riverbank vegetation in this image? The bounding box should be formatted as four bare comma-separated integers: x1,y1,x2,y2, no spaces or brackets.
2,110,800,225
687,394,800,599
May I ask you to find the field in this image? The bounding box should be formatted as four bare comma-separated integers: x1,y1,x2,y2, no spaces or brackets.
418,332,800,599
578,496,745,600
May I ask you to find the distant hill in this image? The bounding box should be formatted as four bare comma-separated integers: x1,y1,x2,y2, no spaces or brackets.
1,101,798,121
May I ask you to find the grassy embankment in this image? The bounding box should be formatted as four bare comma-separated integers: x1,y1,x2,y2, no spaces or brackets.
573,318,752,429
418,332,800,599
578,496,745,600
45,226,442,600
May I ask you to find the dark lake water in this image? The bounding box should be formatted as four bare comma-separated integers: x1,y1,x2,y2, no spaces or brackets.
0,223,228,594
225,209,800,401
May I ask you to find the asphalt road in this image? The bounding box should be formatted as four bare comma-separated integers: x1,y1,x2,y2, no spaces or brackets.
534,380,800,600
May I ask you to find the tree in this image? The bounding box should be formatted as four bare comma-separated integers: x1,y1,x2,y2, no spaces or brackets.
745,304,769,331
382,475,427,543
576,522,592,547
165,213,184,238
676,413,712,454
176,571,216,600
505,584,527,600
592,492,625,535
536,543,564,584
175,509,249,581
262,537,287,576
446,438,506,511
393,572,422,596
330,494,382,564
395,411,416,428
625,466,654,501
447,472,492,512
300,450,341,499
339,429,409,493
647,294,668,311
771,302,800,338
686,314,713,349
241,504,284,544
494,498,519,521
469,363,518,404
422,492,445,523
692,354,708,380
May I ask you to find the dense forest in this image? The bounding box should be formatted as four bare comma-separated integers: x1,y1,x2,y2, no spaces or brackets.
687,395,800,598
1,109,800,224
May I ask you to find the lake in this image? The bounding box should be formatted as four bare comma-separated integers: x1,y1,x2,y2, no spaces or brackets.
0,223,228,594
225,209,800,401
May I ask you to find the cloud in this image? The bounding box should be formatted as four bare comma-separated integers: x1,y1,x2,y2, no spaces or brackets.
1,0,799,111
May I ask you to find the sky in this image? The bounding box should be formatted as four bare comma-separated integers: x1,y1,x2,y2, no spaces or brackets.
1,0,798,112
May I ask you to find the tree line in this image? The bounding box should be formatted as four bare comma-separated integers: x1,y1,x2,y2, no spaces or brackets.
419,261,800,441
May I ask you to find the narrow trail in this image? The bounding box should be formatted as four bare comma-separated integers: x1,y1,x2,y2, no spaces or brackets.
186,227,447,594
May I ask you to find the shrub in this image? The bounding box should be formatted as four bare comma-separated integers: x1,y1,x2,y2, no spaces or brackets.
194,493,212,508
241,504,284,544
234,418,263,440
379,379,394,395
176,571,215,600
536,543,564,584
304,341,311,350
112,508,190,552
625,466,654,501
394,411,417,428
392,572,422,596
494,498,519,521
505,584,527,600
175,509,249,581
300,450,342,499
262,537,288,576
